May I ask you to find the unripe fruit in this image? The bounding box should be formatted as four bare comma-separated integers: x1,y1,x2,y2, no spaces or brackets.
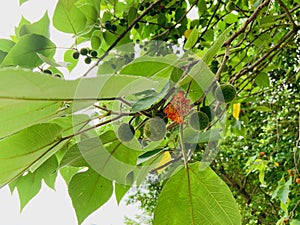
84,57,92,64
200,106,214,122
72,51,80,59
226,1,235,11
188,111,209,131
80,48,88,55
117,123,135,142
111,25,117,32
90,50,98,57
43,69,52,75
214,84,236,103
296,178,300,185
144,118,166,141
105,21,112,30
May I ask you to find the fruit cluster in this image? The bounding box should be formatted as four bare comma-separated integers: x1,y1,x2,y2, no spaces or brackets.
72,48,98,64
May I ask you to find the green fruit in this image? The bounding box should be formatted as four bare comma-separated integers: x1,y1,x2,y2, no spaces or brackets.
200,106,214,122
80,48,88,55
105,21,112,30
117,123,135,142
226,1,235,11
188,111,209,131
214,84,236,103
90,50,98,57
43,69,52,75
72,51,80,59
54,74,62,78
111,24,117,32
144,118,166,141
84,57,92,64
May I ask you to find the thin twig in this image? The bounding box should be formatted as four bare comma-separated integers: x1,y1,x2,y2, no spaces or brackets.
81,0,162,77
277,0,297,29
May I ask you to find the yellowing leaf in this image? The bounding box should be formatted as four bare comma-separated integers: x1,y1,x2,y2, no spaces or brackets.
156,152,172,175
184,29,192,39
233,103,241,120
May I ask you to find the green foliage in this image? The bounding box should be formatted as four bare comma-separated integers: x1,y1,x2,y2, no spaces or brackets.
0,0,299,224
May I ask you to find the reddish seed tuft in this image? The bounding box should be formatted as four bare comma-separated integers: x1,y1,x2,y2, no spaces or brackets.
163,91,191,124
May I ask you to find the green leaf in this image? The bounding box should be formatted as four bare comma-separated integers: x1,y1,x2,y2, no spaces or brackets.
19,0,29,5
272,177,292,204
183,128,222,143
1,34,56,68
153,163,242,225
68,169,113,224
184,28,198,50
115,183,131,205
128,7,138,25
60,166,80,185
64,50,79,72
0,123,62,187
14,156,58,210
203,25,233,64
291,219,300,225
255,72,270,87
131,82,170,113
53,0,87,34
60,130,141,184
19,12,50,38
0,39,15,52
0,68,160,101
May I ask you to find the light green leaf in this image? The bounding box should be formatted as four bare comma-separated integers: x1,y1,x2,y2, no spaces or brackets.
0,123,62,187
0,39,15,52
255,72,270,87
115,183,130,205
60,130,141,184
183,128,222,143
272,177,292,204
291,219,300,225
60,166,80,185
19,0,29,5
153,163,242,225
64,50,79,72
53,0,87,34
184,28,198,50
0,68,160,101
1,34,56,68
14,156,58,210
68,169,113,224
19,12,50,38
203,25,233,64
37,53,69,67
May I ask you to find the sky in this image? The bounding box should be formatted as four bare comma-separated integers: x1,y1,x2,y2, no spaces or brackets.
0,1,140,224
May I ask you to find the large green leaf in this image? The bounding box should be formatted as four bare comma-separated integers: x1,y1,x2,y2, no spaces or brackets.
1,34,56,68
0,123,62,187
11,156,58,210
68,169,113,224
53,0,87,34
60,130,141,184
19,12,50,38
0,100,61,139
0,68,159,101
153,163,242,225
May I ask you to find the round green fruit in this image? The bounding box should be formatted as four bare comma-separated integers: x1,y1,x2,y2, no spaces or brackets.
72,51,80,59
226,1,235,11
200,106,214,122
117,123,135,142
214,84,236,103
84,57,92,64
90,50,98,58
144,118,166,141
80,48,88,55
188,111,209,131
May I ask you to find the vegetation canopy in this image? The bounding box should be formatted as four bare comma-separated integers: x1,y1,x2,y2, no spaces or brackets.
0,0,299,224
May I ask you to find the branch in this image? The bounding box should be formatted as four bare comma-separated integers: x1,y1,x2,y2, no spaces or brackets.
224,0,271,46
277,0,297,30
81,0,162,77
